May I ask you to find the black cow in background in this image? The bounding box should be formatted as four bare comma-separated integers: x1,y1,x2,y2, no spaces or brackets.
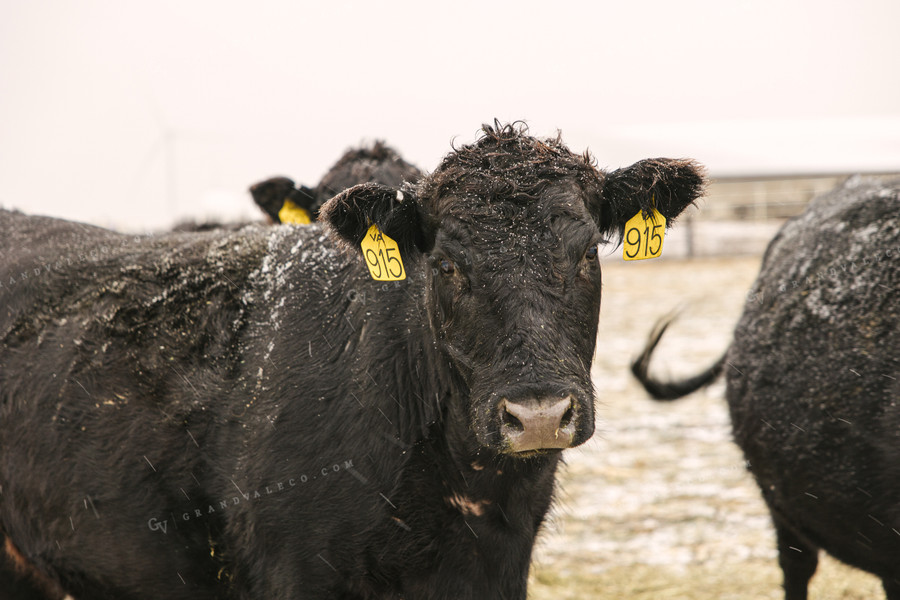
632,176,900,599
250,141,423,224
2,142,420,600
1,146,421,598
173,142,421,231
0,122,704,599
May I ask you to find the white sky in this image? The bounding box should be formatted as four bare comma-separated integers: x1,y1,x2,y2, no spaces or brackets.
1,0,898,230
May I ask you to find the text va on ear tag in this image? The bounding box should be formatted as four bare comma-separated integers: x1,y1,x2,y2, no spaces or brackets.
278,199,312,225
360,224,406,281
623,207,666,261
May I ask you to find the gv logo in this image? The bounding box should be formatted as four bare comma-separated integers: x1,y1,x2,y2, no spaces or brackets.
147,517,168,534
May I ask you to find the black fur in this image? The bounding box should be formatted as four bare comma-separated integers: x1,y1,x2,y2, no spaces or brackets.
320,183,431,255
251,141,423,223
596,158,706,240
0,539,66,600
632,176,900,599
316,141,423,204
0,122,704,599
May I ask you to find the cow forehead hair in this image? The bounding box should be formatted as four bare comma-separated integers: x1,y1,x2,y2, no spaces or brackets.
431,183,595,249
418,122,602,214
431,208,597,277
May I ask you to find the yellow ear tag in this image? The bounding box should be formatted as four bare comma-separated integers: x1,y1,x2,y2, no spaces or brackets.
360,224,406,281
278,199,312,225
623,207,666,261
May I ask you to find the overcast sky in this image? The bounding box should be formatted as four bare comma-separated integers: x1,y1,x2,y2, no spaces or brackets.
1,0,898,230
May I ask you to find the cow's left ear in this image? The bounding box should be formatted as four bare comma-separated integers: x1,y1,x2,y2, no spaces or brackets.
319,183,433,256
249,176,317,224
590,158,707,238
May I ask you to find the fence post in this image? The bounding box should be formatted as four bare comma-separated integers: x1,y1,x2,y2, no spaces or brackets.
684,215,695,258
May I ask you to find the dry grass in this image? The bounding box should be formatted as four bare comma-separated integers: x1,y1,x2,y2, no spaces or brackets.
529,555,884,600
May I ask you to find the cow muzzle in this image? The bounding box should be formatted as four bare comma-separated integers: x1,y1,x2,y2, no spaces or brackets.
499,395,577,453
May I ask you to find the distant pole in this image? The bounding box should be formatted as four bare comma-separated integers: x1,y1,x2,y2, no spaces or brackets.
685,214,695,258
143,89,177,225
165,130,176,221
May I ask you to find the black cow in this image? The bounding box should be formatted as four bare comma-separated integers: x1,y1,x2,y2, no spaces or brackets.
632,176,900,599
0,122,704,599
251,141,423,224
173,143,421,232
5,143,421,599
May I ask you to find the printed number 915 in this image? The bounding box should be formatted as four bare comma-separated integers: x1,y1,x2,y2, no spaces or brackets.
622,208,666,261
365,247,404,280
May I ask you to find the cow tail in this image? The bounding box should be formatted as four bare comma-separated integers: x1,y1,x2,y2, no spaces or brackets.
631,315,727,401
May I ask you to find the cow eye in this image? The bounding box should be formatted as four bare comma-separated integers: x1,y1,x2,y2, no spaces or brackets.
585,245,598,260
440,259,456,275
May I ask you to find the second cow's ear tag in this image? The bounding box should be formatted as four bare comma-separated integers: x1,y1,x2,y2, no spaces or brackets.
278,199,312,225
360,224,406,281
623,195,666,261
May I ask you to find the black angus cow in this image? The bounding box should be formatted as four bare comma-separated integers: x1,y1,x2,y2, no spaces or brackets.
0,122,704,599
250,141,423,224
4,143,421,599
0,149,419,600
632,176,900,599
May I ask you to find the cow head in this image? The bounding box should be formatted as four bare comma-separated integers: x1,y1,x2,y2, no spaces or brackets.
251,142,422,224
321,122,705,456
316,140,423,202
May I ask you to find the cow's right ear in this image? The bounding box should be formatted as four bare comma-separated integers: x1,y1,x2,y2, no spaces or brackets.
319,183,433,256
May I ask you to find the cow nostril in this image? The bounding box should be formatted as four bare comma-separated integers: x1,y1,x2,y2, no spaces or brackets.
501,404,525,433
559,402,575,429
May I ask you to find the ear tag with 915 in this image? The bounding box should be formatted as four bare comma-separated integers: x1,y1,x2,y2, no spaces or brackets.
360,224,406,281
623,200,666,261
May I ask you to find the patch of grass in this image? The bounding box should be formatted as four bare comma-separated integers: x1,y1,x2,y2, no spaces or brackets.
528,555,884,600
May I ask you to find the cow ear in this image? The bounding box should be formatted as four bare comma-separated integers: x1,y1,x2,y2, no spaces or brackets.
319,183,433,256
249,177,317,223
591,158,707,239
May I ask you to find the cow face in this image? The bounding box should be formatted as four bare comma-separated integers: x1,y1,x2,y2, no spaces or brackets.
322,123,705,456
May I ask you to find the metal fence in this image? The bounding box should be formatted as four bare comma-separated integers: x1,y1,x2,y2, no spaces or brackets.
652,173,899,259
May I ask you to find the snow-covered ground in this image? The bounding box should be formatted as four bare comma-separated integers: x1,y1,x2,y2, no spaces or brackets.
528,255,885,599
542,255,767,567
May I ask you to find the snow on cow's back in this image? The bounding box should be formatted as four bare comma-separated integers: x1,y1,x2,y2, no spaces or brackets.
740,176,900,330
727,175,900,438
239,221,355,335
244,221,356,296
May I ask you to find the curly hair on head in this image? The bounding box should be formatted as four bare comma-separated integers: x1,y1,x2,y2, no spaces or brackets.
420,120,602,214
